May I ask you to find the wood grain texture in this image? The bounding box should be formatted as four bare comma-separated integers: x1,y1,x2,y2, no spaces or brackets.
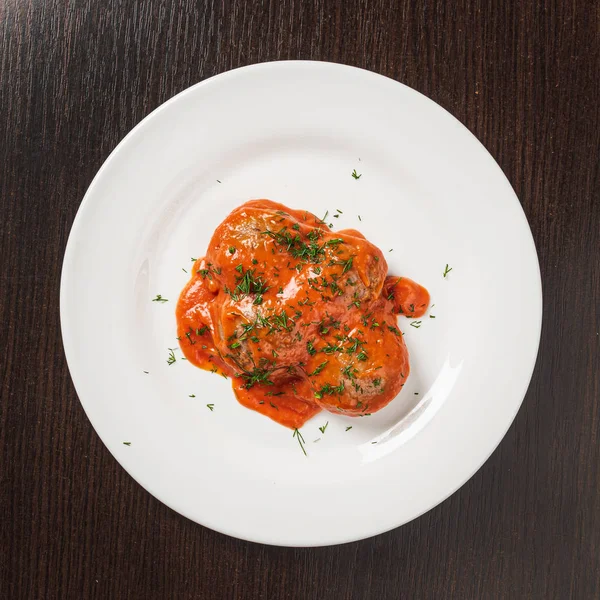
1,0,599,598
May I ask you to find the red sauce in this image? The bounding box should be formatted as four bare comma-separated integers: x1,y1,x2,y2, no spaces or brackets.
176,200,429,429
384,277,430,318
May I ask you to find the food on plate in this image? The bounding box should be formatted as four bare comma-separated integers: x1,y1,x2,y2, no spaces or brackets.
176,200,429,428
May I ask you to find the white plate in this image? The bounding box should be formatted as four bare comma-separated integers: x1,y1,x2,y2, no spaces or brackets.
61,61,542,547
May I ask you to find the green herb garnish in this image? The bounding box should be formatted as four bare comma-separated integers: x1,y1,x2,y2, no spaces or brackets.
314,381,345,399
309,361,328,376
293,428,307,456
238,362,275,389
335,255,354,275
233,267,270,297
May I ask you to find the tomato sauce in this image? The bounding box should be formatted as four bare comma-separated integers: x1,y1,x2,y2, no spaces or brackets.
176,200,429,429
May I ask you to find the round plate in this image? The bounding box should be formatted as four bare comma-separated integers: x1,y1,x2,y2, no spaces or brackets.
61,61,542,546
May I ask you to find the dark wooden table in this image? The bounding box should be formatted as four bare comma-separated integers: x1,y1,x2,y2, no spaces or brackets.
2,1,599,598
